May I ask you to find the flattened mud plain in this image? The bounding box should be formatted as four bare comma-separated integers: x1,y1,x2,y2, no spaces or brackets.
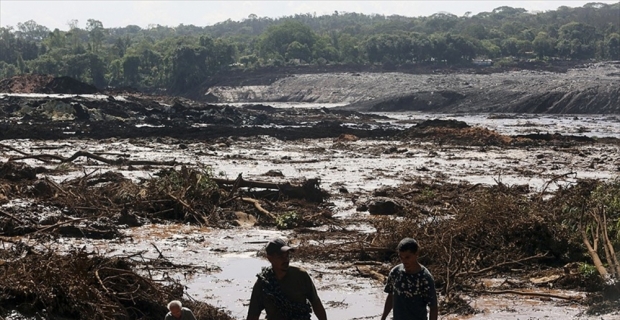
1,88,620,320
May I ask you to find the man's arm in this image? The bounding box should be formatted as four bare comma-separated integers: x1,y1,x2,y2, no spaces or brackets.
427,271,438,320
311,298,327,320
380,293,393,320
246,281,263,320
429,305,438,320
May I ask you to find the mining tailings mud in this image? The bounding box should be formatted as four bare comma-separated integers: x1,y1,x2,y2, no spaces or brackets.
1,64,620,319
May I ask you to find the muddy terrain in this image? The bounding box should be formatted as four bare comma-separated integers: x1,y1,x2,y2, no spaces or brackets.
2,71,620,320
207,61,620,114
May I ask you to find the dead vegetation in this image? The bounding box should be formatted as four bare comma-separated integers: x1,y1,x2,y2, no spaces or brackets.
0,157,334,238
0,242,233,320
293,177,620,315
1,103,619,317
0,156,335,318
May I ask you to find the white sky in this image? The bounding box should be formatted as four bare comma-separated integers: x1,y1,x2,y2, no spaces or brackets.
1,1,618,30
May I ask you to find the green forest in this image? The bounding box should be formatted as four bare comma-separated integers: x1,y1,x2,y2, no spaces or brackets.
0,2,618,93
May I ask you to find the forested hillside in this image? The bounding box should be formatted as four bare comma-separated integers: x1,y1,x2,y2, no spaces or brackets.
0,3,618,93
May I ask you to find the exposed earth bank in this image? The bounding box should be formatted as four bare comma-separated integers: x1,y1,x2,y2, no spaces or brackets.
207,61,620,114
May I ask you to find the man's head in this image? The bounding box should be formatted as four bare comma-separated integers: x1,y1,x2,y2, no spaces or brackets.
265,238,295,271
167,300,182,318
397,238,420,272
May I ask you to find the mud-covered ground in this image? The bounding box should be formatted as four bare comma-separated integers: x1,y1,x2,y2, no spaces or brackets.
2,95,620,319
1,68,620,319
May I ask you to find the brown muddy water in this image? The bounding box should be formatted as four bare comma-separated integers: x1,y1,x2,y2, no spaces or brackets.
2,111,620,319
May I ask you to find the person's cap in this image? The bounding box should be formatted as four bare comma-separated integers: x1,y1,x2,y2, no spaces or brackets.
265,238,295,255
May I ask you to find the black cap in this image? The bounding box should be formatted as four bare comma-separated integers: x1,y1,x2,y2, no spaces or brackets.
265,238,295,255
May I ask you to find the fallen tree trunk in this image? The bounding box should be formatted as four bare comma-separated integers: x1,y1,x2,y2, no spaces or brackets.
213,177,328,203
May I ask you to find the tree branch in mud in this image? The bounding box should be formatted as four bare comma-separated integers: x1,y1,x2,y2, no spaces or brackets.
0,143,30,156
456,253,549,277
167,192,208,226
32,217,86,234
9,151,178,166
479,290,582,301
1,143,54,163
241,197,275,220
0,209,24,224
538,172,577,198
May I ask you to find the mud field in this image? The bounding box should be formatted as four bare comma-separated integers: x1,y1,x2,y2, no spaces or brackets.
2,70,620,320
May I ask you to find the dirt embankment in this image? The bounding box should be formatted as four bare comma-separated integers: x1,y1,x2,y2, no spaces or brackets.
0,74,98,94
206,61,620,114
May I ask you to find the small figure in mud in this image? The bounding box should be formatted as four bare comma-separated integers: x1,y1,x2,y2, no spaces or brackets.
165,300,196,320
247,238,328,320
381,238,438,320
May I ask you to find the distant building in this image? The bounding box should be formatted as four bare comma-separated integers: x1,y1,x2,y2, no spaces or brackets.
473,59,493,66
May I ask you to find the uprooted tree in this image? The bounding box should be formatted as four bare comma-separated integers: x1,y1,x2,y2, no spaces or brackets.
561,179,620,283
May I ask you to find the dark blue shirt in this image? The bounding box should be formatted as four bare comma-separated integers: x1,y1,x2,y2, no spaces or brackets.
384,264,437,320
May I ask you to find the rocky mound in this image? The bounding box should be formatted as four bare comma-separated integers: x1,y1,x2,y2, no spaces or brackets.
0,74,98,94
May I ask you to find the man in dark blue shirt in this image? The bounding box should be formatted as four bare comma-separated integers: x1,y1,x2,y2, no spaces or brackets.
381,238,438,320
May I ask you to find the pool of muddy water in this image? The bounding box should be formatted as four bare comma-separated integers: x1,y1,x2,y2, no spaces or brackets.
3,111,620,319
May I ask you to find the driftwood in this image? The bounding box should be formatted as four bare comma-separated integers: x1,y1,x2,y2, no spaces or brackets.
213,176,327,203
480,289,582,301
0,143,31,156
456,253,548,277
9,150,177,166
1,143,53,163
241,197,275,220
0,209,23,224
33,218,86,234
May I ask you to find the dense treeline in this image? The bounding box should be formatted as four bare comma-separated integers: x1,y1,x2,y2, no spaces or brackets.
0,3,618,92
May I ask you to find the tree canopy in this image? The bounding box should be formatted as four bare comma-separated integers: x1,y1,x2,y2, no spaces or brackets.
0,3,618,92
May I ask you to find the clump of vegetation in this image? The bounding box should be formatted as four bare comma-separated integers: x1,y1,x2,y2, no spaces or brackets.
276,211,301,229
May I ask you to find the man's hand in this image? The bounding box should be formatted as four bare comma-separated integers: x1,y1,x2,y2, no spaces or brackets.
429,305,438,320
380,294,393,320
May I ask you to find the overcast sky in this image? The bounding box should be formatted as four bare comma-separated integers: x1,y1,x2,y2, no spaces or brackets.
1,1,618,30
